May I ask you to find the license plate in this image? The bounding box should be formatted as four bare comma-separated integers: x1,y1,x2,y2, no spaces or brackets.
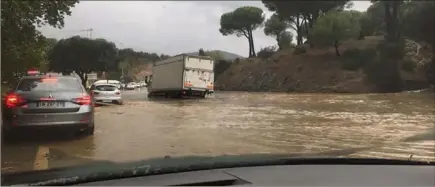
36,101,65,108
102,100,111,102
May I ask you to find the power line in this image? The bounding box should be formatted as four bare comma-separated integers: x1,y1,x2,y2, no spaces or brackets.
79,28,94,39
59,28,94,39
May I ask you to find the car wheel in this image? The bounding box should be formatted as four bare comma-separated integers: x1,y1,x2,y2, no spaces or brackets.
83,124,95,136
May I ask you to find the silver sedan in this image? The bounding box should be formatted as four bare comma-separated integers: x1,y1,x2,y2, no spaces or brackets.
90,84,123,105
1,75,95,140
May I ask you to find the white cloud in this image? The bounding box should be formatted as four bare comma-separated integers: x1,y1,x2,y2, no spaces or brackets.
38,1,372,57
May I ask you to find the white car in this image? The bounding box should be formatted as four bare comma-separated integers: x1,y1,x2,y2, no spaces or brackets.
94,80,121,89
90,84,123,105
138,81,147,87
126,82,137,90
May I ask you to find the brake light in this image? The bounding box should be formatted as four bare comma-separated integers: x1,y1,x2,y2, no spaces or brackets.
92,91,99,95
115,92,120,95
5,94,26,108
74,95,91,105
27,68,40,75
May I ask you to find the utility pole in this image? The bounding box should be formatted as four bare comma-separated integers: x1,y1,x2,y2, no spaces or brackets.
79,28,94,39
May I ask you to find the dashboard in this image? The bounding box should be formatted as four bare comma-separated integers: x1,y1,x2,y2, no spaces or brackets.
77,165,435,186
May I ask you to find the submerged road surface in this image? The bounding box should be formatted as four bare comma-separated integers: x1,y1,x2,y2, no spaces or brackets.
2,88,434,173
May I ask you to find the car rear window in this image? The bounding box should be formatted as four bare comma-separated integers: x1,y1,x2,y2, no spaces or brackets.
16,77,83,92
95,85,117,91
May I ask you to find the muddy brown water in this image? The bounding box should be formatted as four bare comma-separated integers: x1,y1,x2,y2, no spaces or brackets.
2,90,434,173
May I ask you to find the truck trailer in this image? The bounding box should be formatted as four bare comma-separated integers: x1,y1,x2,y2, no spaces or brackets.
147,54,214,98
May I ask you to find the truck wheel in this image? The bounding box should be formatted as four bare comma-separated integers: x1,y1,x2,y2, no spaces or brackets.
201,91,207,98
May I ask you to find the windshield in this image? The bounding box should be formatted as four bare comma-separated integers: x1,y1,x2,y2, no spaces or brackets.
16,77,83,92
1,0,434,179
94,85,117,91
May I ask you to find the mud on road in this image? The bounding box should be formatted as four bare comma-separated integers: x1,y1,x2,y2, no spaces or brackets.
2,89,434,174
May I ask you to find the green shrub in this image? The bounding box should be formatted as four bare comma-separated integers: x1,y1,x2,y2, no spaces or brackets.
360,48,377,61
376,40,405,60
424,58,435,85
257,46,276,59
363,52,403,92
341,59,361,70
401,59,417,72
293,46,307,55
341,47,377,71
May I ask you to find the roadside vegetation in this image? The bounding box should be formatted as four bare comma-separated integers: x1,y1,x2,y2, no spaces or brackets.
216,0,434,93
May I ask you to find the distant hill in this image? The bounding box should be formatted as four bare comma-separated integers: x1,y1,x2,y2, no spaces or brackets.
184,50,245,62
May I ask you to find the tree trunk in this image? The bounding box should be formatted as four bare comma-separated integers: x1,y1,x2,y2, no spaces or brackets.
248,30,256,57
248,37,253,57
245,32,253,58
334,41,341,56
381,1,403,92
384,1,401,42
276,35,281,50
77,72,88,88
296,16,303,45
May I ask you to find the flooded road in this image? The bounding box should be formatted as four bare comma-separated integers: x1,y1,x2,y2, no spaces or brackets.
2,89,434,173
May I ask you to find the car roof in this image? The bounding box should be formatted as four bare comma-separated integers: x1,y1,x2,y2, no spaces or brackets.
94,80,120,83
93,83,118,86
20,76,79,80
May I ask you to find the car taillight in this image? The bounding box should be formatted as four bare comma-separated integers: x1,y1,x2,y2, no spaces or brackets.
115,92,120,95
5,93,26,108
92,91,99,95
74,95,91,105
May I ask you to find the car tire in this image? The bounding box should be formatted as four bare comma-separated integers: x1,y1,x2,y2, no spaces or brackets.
84,124,95,136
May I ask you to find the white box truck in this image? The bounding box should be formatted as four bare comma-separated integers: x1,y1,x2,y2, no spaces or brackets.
148,54,214,98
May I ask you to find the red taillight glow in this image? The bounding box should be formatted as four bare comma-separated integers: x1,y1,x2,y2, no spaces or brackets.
27,69,40,75
74,95,91,105
5,94,25,108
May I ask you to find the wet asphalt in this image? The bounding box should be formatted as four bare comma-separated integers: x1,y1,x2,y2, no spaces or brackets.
1,88,434,174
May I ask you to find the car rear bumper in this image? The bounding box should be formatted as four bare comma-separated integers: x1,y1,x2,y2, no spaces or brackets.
2,111,94,129
94,96,122,102
3,122,92,132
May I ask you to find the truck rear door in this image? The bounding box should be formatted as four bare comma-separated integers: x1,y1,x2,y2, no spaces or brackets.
183,56,214,90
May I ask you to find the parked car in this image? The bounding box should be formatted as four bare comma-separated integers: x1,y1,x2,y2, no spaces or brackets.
126,82,137,90
2,74,95,141
90,84,123,105
138,81,147,87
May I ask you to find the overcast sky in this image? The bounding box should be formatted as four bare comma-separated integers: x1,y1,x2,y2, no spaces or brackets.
39,1,371,57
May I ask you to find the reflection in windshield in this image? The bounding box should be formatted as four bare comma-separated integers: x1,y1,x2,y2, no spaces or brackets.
1,0,434,177
16,78,82,92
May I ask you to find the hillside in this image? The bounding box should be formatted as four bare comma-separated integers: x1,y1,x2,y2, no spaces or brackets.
185,50,245,61
215,36,432,93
